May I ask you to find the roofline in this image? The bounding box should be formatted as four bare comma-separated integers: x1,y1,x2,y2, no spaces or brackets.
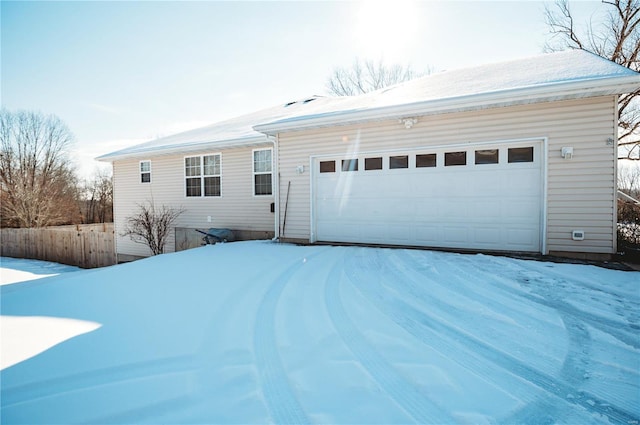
254,75,640,135
95,135,269,162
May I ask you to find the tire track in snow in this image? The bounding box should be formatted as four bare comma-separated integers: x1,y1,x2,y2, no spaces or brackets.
387,250,580,424
450,254,639,422
342,250,552,418
402,250,640,423
394,249,594,386
473,255,640,349
1,354,196,407
350,249,638,425
324,254,455,424
253,248,329,425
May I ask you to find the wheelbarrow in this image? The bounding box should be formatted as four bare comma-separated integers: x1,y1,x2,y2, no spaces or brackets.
196,228,235,245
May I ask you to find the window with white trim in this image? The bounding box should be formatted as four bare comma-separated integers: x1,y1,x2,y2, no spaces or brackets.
140,160,151,183
185,154,221,197
253,148,273,195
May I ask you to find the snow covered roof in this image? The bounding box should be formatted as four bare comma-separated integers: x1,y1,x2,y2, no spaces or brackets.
96,96,347,161
255,50,640,134
98,50,640,162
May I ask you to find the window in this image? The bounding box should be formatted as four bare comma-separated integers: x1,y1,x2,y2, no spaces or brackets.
475,149,499,165
185,154,221,197
342,159,358,172
320,161,335,173
253,148,273,196
365,157,382,170
390,155,408,169
416,154,436,168
445,151,467,166
140,160,151,183
508,147,534,163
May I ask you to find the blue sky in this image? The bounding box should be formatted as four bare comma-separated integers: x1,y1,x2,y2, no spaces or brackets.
1,1,604,178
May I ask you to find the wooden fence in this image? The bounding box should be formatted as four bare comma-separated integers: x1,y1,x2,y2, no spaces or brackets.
0,223,116,268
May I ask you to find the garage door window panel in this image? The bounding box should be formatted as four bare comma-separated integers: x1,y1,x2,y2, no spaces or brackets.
508,147,534,163
445,151,467,166
475,149,499,165
365,157,383,170
416,154,437,168
342,159,358,172
390,155,409,169
320,161,336,173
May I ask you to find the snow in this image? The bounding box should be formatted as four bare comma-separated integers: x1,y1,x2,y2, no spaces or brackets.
0,258,95,370
258,50,640,130
1,241,639,424
95,96,348,161
0,316,101,370
0,257,80,286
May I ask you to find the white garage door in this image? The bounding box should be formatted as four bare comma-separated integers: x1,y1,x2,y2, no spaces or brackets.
312,140,544,252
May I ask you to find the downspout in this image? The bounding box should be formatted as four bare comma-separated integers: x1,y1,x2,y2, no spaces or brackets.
266,134,280,242
613,94,619,254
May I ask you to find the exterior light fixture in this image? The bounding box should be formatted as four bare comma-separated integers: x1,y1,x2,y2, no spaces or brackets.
561,146,573,159
399,118,418,129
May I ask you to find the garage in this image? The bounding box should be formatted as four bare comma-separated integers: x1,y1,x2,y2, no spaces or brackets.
311,140,545,252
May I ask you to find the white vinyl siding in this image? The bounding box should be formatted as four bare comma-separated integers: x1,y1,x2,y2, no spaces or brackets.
112,144,274,257
276,96,618,254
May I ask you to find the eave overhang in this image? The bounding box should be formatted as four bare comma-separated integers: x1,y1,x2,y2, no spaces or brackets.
95,135,270,163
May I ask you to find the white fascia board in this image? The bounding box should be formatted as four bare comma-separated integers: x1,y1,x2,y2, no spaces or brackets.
254,75,640,135
95,135,269,162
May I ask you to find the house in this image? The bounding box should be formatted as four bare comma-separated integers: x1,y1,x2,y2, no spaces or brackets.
96,97,345,261
98,50,640,261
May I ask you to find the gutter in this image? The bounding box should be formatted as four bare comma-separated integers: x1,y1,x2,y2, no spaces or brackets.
254,75,640,135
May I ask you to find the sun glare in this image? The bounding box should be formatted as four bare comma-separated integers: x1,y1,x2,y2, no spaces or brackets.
353,0,421,62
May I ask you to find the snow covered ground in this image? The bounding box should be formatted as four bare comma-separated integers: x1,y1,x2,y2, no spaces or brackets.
0,258,99,371
0,257,80,286
1,241,638,424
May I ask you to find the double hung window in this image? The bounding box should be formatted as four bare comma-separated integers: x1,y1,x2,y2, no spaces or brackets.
185,154,221,197
140,160,151,183
253,149,273,196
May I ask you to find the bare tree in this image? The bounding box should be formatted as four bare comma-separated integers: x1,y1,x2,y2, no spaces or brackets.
619,161,640,197
80,168,113,223
122,201,184,255
545,0,640,160
326,58,429,96
0,109,81,227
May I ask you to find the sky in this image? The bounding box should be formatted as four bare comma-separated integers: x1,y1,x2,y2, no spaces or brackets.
1,0,607,179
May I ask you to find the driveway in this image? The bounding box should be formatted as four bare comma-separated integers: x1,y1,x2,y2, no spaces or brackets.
1,241,639,424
